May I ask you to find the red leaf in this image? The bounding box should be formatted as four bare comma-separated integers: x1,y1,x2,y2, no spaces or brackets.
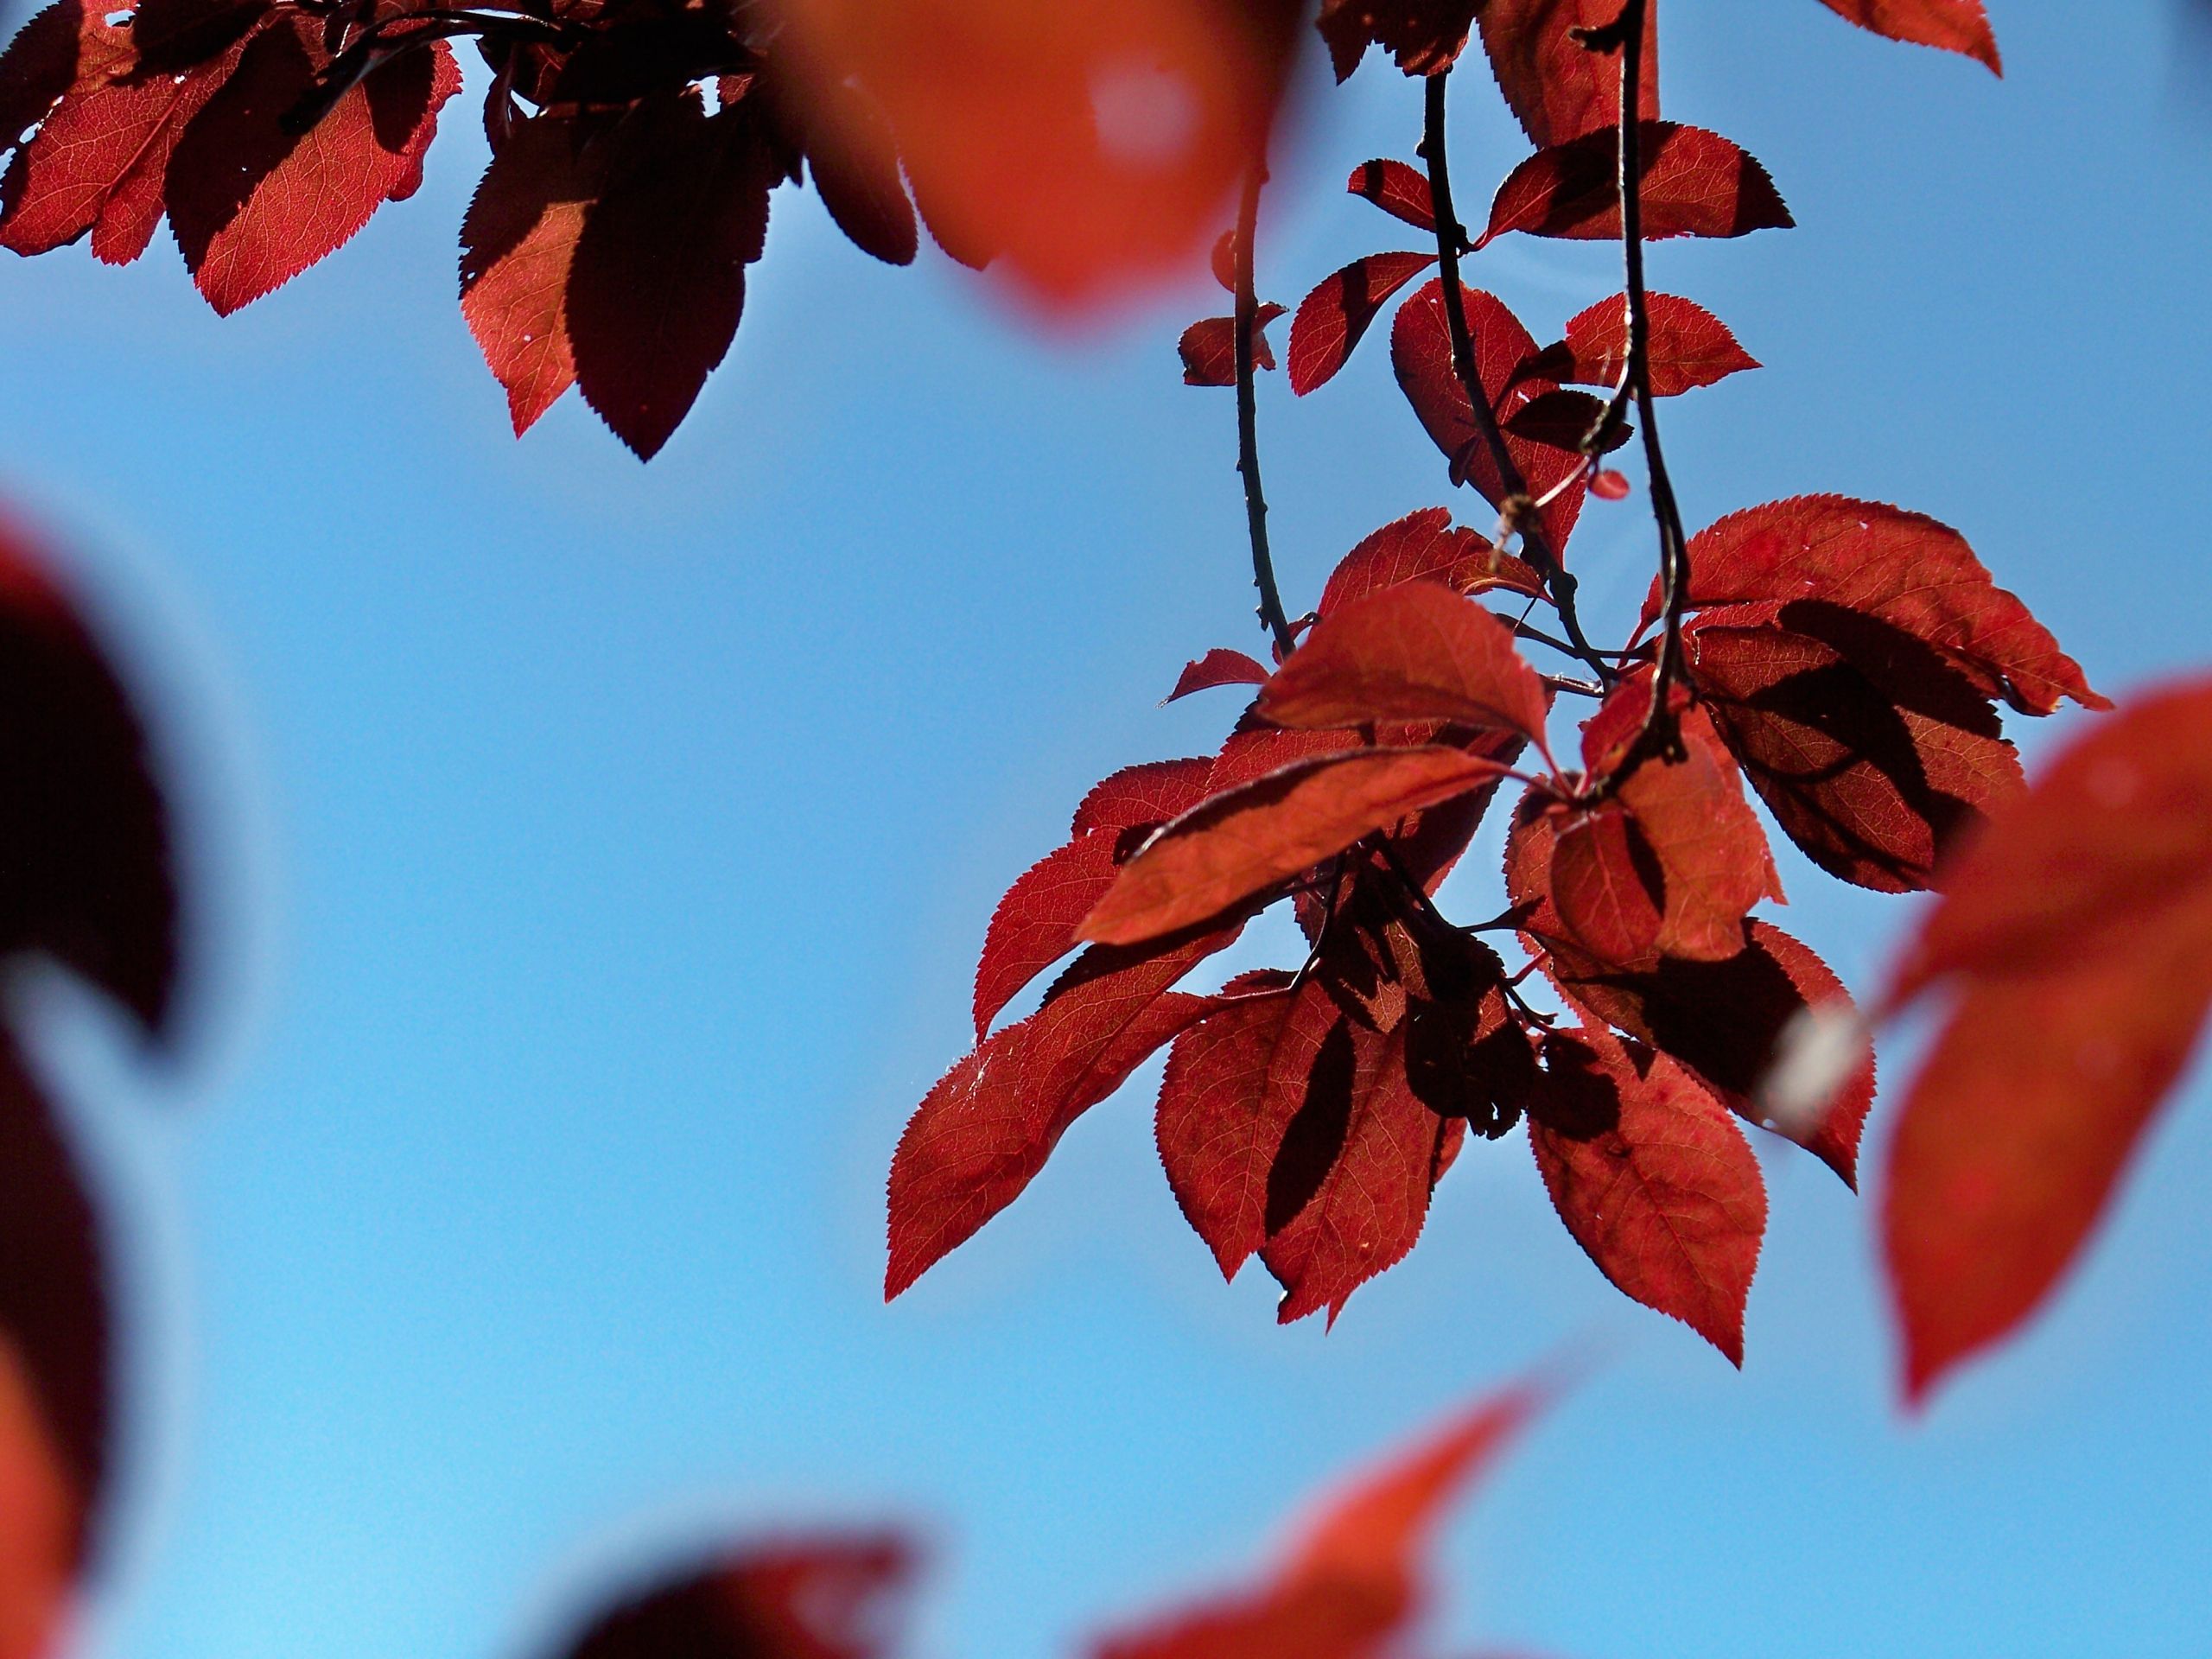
1080,746,1508,947
1345,157,1434,231
1257,1017,1459,1325
0,515,176,1033
567,92,777,459
460,111,613,435
1286,251,1435,396
1478,121,1793,246
1258,581,1551,742
1684,606,2025,893
166,19,458,315
1520,292,1758,397
1313,0,1479,79
1389,279,1585,554
1094,1380,1542,1659
0,1033,109,1659
1071,757,1216,839
545,1535,914,1659
1476,0,1658,146
1315,508,1544,616
1879,678,2212,1402
783,0,1301,306
1548,801,1663,963
801,77,917,266
0,0,92,143
1813,0,1999,72
1167,648,1271,701
1156,969,1337,1280
1529,1030,1765,1363
0,10,231,264
887,933,1230,1299
1500,387,1630,453
1179,302,1286,387
1666,497,2107,715
972,833,1122,1039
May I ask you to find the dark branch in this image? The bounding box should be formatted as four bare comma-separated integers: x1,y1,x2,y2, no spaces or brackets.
1420,69,1614,689
1233,159,1299,660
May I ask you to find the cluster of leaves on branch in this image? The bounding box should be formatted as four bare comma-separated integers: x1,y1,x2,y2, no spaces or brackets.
0,0,1305,455
537,1378,1551,1659
0,513,177,1659
878,0,2212,1400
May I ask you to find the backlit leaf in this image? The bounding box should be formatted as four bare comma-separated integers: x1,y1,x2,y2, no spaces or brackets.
1313,0,1480,79
1167,649,1272,701
1287,251,1435,396
1664,497,2106,715
1529,1030,1765,1363
1259,581,1550,741
1315,508,1543,616
1179,302,1285,387
1812,0,1999,72
1478,122,1793,246
1519,292,1758,397
1476,0,1659,146
1081,747,1509,947
1345,157,1433,232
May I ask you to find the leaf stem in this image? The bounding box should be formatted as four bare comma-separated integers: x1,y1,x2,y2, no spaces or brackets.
1234,159,1299,660
1420,70,1613,689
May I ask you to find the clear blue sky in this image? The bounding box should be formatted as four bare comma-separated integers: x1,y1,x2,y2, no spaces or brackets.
3,3,2209,1656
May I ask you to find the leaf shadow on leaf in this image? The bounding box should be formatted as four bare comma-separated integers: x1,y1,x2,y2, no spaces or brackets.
1265,1016,1358,1236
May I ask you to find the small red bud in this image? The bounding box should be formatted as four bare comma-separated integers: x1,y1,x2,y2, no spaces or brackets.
1591,468,1631,501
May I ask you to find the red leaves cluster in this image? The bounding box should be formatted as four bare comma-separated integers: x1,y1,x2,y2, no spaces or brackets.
0,512,178,1658
537,1381,1549,1659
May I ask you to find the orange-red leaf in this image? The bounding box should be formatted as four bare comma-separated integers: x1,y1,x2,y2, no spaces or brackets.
1259,581,1549,741
1345,158,1433,232
1389,279,1585,553
1881,677,2212,1402
566,92,777,459
1287,251,1435,396
1179,303,1285,387
166,19,458,315
1814,0,1999,72
544,1535,913,1659
1081,747,1507,947
1529,1031,1765,1363
1666,497,2106,715
1315,509,1543,617
1476,0,1658,146
888,934,1230,1298
1549,802,1664,963
1073,758,1217,839
460,111,613,435
1520,291,1758,397
1167,649,1271,701
1479,122,1793,246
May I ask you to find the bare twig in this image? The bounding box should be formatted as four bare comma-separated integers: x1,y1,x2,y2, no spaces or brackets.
1420,70,1614,690
1234,159,1299,660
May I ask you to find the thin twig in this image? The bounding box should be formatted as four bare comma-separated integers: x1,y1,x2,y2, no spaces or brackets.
1420,69,1614,690
1234,159,1299,660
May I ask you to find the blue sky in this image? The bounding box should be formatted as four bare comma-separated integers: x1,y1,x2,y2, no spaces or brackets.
3,3,2210,1656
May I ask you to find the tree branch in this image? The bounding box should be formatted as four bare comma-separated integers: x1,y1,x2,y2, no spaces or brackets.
1420,69,1614,689
1234,159,1299,660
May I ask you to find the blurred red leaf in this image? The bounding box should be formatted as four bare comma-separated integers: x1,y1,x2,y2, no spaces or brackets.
1813,0,1999,71
1081,747,1508,947
1389,280,1586,553
1287,251,1435,396
1519,292,1758,396
1168,649,1273,701
1476,0,1658,146
1663,497,2106,715
549,1536,914,1659
1259,582,1551,742
1478,122,1792,245
1881,677,2212,1402
1315,509,1543,617
784,0,1301,307
888,932,1231,1298
1345,158,1434,231
1529,1030,1765,1363
1179,302,1285,387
